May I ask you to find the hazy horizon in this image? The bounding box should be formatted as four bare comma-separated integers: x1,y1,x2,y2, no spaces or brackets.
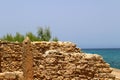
0,0,120,48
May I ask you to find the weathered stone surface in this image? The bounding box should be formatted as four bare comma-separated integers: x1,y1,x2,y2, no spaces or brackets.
0,71,23,80
0,40,117,80
23,37,33,80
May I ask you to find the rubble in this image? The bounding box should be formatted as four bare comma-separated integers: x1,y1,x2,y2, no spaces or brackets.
0,40,116,80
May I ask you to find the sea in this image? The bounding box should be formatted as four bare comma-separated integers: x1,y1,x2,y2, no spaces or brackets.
82,48,120,69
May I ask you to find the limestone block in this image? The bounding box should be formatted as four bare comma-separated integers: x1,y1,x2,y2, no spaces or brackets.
4,72,16,79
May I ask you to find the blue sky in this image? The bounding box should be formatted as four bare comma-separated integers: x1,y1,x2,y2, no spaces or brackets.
0,0,120,48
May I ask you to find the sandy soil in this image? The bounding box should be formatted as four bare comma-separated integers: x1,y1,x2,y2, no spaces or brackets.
111,68,120,80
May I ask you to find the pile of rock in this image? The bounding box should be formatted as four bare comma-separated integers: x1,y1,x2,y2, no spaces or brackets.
34,50,115,80
0,40,116,79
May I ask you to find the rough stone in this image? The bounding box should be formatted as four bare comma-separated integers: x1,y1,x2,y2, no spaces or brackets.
0,40,116,80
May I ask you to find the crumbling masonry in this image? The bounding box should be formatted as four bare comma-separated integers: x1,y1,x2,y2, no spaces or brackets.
0,38,116,80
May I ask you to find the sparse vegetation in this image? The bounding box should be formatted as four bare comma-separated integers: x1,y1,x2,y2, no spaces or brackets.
52,37,59,42
0,27,59,42
37,27,51,41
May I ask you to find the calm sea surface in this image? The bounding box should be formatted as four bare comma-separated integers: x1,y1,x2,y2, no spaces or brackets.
82,48,120,69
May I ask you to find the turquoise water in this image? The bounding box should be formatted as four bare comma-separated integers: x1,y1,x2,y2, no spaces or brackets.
82,49,120,69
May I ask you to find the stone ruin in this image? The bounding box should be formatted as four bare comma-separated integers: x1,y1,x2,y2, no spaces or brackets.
0,38,116,80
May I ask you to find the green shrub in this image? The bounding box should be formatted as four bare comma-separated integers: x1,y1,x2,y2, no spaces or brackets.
37,27,51,41
26,32,39,41
14,32,24,42
0,27,59,42
2,34,14,42
52,37,58,42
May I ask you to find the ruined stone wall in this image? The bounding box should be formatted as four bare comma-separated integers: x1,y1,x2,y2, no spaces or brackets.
0,41,115,80
0,42,23,72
